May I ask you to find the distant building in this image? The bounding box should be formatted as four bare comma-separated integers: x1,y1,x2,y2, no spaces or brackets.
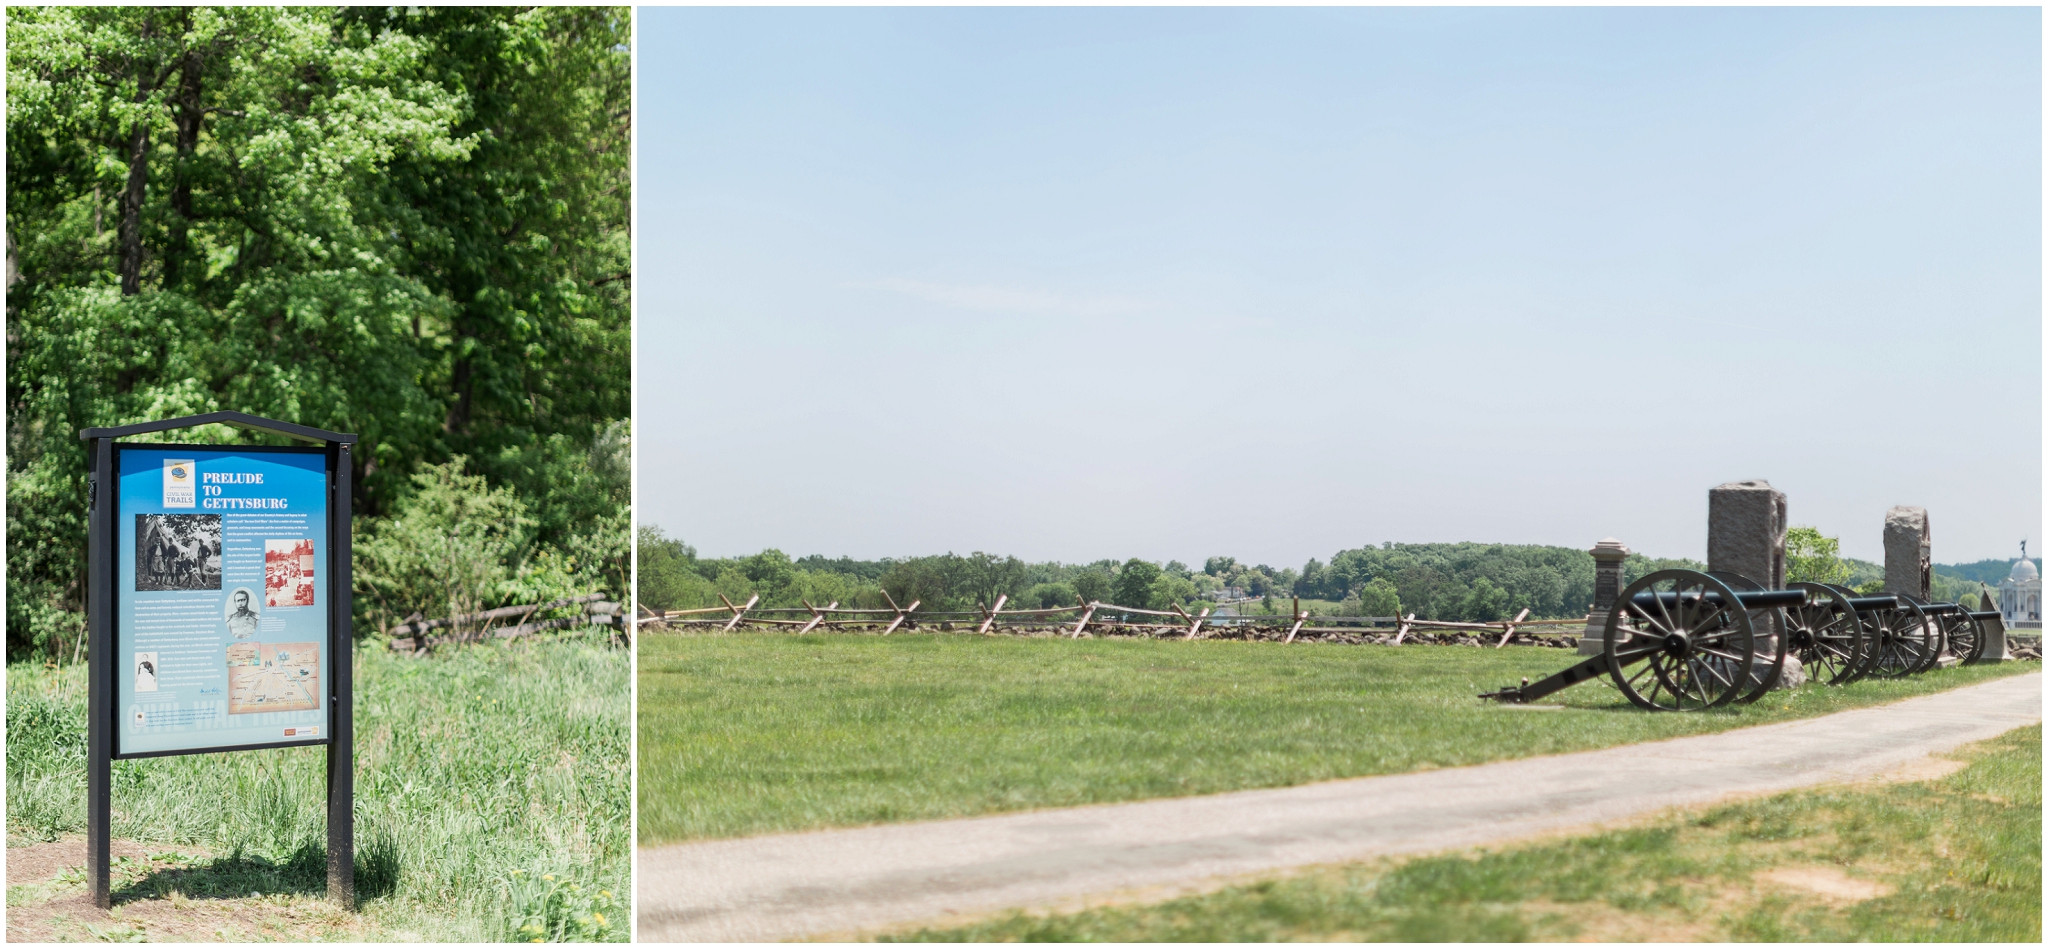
1998,558,2041,629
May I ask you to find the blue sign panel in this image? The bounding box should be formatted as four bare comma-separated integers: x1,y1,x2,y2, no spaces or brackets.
115,445,329,756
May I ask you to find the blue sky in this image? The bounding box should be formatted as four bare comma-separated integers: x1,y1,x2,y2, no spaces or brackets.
636,6,2041,568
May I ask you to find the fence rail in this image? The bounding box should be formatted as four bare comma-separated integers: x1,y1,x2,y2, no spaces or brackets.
388,593,625,652
642,594,1592,645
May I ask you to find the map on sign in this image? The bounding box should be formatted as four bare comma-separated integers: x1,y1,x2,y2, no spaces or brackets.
225,642,321,714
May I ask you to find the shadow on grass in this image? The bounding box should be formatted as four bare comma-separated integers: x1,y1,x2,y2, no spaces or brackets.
111,830,400,906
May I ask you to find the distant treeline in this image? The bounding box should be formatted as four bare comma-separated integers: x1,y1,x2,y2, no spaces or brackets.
1936,558,2041,587
637,527,1718,623
1831,558,2015,608
639,527,2030,622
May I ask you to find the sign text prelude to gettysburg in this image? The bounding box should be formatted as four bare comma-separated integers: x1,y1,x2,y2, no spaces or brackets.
200,470,291,509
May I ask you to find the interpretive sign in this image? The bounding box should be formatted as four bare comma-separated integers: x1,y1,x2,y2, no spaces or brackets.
82,412,356,910
116,446,330,756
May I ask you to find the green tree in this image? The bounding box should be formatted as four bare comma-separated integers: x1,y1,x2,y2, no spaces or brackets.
356,458,534,633
637,525,706,613
1022,582,1079,610
7,6,630,660
1462,577,1510,622
1113,558,1162,610
1785,526,1851,585
1147,573,1200,612
1071,571,1112,605
880,557,953,613
1358,576,1401,617
958,551,1027,608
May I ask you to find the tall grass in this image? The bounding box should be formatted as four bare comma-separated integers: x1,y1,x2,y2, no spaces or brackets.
638,631,2037,844
6,639,630,942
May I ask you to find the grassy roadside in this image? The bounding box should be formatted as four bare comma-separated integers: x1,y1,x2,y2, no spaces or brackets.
889,724,2042,942
6,639,630,942
636,630,2037,843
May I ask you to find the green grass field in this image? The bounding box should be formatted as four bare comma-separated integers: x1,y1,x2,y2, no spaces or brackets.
892,724,2042,942
6,639,630,942
636,630,2037,844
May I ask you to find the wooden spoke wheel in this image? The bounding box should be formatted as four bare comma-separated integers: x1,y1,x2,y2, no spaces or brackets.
1603,570,1757,711
1787,582,1864,686
1942,608,1987,666
1709,570,1785,705
1896,594,1949,674
1864,596,1934,679
1821,583,1882,684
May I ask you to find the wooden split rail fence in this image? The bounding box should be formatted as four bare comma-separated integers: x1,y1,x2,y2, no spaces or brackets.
387,593,626,652
643,594,1592,646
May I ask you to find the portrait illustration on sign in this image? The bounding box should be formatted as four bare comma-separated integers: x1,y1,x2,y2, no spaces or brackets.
135,514,222,591
265,539,317,608
225,587,262,639
133,652,159,692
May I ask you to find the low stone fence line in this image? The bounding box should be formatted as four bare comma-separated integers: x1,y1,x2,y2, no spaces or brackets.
643,616,1581,649
643,594,1592,647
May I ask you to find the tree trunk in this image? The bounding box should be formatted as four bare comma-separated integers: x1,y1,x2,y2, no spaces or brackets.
163,48,205,290
444,356,473,435
118,65,156,296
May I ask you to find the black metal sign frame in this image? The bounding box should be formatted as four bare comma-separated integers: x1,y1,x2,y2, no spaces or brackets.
80,411,355,910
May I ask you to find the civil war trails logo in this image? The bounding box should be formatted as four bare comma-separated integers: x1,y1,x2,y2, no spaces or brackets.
162,458,196,508
135,514,222,592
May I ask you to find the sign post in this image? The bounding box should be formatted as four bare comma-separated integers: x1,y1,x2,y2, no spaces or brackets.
80,412,355,910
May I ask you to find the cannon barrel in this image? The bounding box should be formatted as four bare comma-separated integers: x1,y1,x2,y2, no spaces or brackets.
1628,589,1806,611
1968,610,2002,621
1845,595,1900,612
1915,602,1963,616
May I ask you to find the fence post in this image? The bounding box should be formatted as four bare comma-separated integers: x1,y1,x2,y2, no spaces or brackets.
1070,600,1097,638
797,600,837,634
721,593,759,632
1494,608,1533,648
1392,612,1416,645
1181,606,1210,640
977,594,1008,635
882,591,920,635
1283,609,1308,644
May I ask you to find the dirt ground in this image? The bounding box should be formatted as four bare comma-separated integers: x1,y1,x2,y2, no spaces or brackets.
5,837,361,943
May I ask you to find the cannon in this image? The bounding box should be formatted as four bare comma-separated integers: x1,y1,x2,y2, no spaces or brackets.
1480,568,1993,711
1482,569,1783,711
1782,583,1890,685
1940,604,2005,665
1895,593,2002,668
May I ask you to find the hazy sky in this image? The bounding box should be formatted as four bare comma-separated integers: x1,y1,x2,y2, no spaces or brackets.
637,6,2041,568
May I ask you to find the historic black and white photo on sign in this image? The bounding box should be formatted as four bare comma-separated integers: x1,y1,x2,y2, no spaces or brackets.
135,514,222,591
225,587,261,639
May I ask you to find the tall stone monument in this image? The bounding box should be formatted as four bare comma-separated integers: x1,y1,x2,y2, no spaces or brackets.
1882,506,1931,600
1707,480,1787,590
1707,480,1800,688
1578,538,1630,655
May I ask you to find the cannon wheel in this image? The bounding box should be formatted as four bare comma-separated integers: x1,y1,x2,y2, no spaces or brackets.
1864,596,1934,679
1603,570,1756,711
1896,594,1949,675
1787,582,1864,686
1821,583,1882,684
1709,570,1784,705
1944,608,1987,666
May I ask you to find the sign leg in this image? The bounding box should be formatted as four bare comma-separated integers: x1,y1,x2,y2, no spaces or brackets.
87,436,114,909
327,442,356,909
